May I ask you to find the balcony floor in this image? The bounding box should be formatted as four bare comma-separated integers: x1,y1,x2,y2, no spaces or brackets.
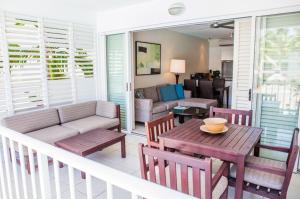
5,133,300,199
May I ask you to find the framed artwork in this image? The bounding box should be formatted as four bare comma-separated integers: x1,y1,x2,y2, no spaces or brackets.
135,41,161,76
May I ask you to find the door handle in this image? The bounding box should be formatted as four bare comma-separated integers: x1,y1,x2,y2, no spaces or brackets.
248,89,252,101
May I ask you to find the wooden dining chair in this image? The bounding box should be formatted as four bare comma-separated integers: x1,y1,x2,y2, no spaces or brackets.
184,79,198,98
229,128,299,199
145,113,175,148
209,107,252,126
138,143,229,199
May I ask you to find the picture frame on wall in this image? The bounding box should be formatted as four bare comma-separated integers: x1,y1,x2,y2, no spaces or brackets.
135,41,161,76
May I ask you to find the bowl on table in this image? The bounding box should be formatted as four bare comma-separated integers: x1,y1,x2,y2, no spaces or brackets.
201,118,228,134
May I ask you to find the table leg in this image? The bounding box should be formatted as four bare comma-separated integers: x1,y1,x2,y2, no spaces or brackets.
121,137,126,158
235,157,245,199
179,115,184,124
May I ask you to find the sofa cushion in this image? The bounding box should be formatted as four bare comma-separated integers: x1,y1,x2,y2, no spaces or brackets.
144,86,159,103
62,115,119,134
58,101,97,123
175,84,185,99
156,84,168,101
96,100,117,119
152,102,167,114
135,88,145,99
160,85,178,102
2,108,60,134
27,125,79,145
178,98,218,109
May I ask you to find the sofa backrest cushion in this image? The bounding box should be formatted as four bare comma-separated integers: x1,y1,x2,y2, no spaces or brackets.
144,86,159,103
156,84,168,101
175,84,185,99
160,85,178,102
58,101,97,123
96,101,117,119
1,108,60,134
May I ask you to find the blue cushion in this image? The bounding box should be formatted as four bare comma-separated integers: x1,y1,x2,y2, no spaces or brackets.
160,85,178,102
175,84,185,99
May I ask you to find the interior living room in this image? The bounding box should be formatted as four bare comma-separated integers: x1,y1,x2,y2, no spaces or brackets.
133,20,234,134
0,0,300,199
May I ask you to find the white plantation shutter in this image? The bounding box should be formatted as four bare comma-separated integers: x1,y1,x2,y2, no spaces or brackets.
232,18,254,110
0,11,97,116
73,24,96,102
0,15,8,117
44,19,74,106
5,13,44,112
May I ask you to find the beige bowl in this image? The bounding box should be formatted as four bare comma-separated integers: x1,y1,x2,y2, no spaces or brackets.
203,118,227,132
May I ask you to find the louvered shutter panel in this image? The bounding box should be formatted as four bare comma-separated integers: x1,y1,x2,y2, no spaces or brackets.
0,14,8,117
73,24,96,102
5,13,44,112
232,18,254,110
44,19,74,106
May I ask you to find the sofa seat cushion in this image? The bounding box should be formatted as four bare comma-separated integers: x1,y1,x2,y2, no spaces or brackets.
58,101,97,123
62,115,119,134
230,156,286,190
2,108,60,134
27,125,79,145
164,101,179,110
152,102,167,114
178,98,217,109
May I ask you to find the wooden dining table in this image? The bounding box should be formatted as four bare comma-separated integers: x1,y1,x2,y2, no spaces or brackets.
158,118,263,199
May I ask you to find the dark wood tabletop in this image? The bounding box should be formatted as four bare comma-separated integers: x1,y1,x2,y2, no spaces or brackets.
159,118,263,199
55,128,126,156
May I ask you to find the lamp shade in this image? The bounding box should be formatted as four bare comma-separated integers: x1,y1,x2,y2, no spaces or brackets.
170,59,186,74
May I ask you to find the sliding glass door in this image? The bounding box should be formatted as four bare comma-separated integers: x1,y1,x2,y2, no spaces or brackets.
253,12,300,168
106,33,133,131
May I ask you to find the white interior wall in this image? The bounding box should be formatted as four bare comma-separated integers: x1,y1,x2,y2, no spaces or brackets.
208,39,233,71
133,29,209,88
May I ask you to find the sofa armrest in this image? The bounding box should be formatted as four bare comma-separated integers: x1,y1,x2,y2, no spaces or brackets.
135,98,153,111
184,90,192,99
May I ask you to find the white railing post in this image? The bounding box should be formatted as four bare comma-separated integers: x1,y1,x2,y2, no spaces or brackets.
86,174,93,199
53,159,62,199
107,182,113,199
2,136,13,199
17,143,28,199
37,152,51,199
28,148,38,199
68,166,76,199
0,137,8,199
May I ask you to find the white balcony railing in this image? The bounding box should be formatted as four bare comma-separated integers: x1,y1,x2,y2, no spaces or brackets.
0,126,194,199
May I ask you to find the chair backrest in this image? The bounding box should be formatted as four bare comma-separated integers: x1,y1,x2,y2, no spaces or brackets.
198,80,213,99
145,113,175,148
209,107,252,126
138,143,213,199
282,128,299,195
212,78,225,89
184,79,197,98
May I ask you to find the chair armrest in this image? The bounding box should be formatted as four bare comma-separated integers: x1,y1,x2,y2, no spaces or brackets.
255,144,290,153
245,161,286,176
212,161,229,189
184,90,192,99
135,98,153,111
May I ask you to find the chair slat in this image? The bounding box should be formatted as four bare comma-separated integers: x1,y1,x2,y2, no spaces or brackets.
169,161,177,190
158,158,166,186
180,164,188,194
192,167,201,197
148,155,156,183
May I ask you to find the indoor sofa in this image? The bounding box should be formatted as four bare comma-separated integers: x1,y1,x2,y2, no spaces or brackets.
135,85,217,122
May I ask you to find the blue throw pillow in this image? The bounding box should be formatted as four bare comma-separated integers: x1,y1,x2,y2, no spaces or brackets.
160,85,178,102
175,84,185,99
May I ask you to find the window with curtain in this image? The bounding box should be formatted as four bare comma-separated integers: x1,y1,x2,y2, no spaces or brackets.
0,11,96,116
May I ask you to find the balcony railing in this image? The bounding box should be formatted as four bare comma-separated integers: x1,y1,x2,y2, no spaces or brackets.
0,125,194,199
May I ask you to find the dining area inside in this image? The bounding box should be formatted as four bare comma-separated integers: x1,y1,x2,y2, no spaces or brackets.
139,106,299,199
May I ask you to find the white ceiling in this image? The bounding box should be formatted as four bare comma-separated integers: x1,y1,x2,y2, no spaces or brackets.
167,21,234,40
68,0,152,12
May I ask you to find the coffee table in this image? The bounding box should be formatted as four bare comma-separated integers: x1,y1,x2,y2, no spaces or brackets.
55,128,126,178
172,107,208,123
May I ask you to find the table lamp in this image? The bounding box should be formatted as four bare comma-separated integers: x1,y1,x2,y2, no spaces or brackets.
170,59,186,84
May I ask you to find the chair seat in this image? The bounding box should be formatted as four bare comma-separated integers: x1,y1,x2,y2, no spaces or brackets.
230,156,286,190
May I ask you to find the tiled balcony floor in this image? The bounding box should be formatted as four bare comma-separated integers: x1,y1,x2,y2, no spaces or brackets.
5,133,300,199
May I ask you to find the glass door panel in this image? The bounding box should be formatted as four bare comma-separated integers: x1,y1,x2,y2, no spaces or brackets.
254,12,300,164
106,34,127,129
